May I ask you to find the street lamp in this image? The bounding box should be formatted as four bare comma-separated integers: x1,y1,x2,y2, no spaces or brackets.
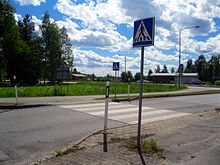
119,55,127,73
178,25,200,87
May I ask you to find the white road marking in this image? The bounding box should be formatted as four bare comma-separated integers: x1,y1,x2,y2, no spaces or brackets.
58,102,191,124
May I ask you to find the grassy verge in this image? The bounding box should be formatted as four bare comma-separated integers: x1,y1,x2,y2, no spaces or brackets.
55,146,85,157
0,82,186,97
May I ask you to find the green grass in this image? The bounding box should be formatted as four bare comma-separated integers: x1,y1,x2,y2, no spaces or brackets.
0,81,186,97
55,146,85,157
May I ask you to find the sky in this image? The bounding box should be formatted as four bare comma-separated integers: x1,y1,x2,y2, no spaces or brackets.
9,0,220,76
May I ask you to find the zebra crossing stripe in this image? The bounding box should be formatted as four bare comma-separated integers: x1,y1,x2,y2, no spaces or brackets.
59,102,119,109
91,106,154,116
71,104,137,112
110,109,173,120
58,102,191,124
129,113,189,124
91,107,136,116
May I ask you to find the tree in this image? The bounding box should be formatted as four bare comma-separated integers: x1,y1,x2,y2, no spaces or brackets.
16,14,42,85
208,55,220,82
121,71,127,82
147,69,153,80
73,68,78,73
148,69,153,76
178,64,184,73
171,67,175,73
155,65,160,73
40,12,62,83
87,73,96,81
161,65,168,73
60,26,73,68
127,71,133,81
0,0,26,84
195,55,209,81
18,14,35,42
101,74,113,81
0,0,13,83
134,72,141,81
184,59,194,73
121,71,133,82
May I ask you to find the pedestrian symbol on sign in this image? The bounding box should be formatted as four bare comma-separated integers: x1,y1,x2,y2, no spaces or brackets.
133,17,155,47
134,21,152,42
113,62,120,71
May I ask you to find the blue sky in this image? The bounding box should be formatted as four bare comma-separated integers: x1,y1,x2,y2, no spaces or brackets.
9,0,220,76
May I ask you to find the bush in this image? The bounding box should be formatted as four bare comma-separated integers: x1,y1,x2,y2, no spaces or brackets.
215,80,220,85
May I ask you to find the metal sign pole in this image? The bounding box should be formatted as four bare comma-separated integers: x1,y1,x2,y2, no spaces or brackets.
133,17,154,165
137,47,144,149
103,81,110,152
114,70,116,100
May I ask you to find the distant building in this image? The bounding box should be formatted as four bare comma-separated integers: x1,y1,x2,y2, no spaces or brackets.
72,73,87,80
150,73,199,84
55,67,71,81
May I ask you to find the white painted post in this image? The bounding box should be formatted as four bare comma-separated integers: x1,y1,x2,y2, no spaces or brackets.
14,76,18,105
103,81,110,152
128,78,130,101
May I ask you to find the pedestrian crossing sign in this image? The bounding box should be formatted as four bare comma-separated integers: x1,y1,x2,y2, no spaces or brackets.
133,17,155,47
113,62,120,71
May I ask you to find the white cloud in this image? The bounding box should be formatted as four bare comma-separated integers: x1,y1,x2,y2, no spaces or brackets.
191,34,220,54
55,17,130,50
14,0,46,6
55,0,132,51
14,0,220,75
54,0,220,53
143,48,178,62
72,48,162,76
55,0,132,30
31,16,42,32
14,13,23,22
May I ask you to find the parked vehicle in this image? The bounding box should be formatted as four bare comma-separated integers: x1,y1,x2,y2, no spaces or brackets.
192,79,205,84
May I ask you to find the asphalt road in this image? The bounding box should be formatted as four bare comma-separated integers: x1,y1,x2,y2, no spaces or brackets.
0,106,124,164
1,93,220,164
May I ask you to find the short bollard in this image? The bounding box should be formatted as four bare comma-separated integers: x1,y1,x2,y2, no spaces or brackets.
128,78,130,101
14,76,18,105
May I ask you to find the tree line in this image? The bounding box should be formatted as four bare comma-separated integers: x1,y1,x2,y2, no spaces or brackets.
120,54,220,83
152,54,220,83
184,54,220,82
0,0,73,85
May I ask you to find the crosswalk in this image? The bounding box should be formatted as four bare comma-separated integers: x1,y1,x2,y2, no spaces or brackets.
59,102,191,124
